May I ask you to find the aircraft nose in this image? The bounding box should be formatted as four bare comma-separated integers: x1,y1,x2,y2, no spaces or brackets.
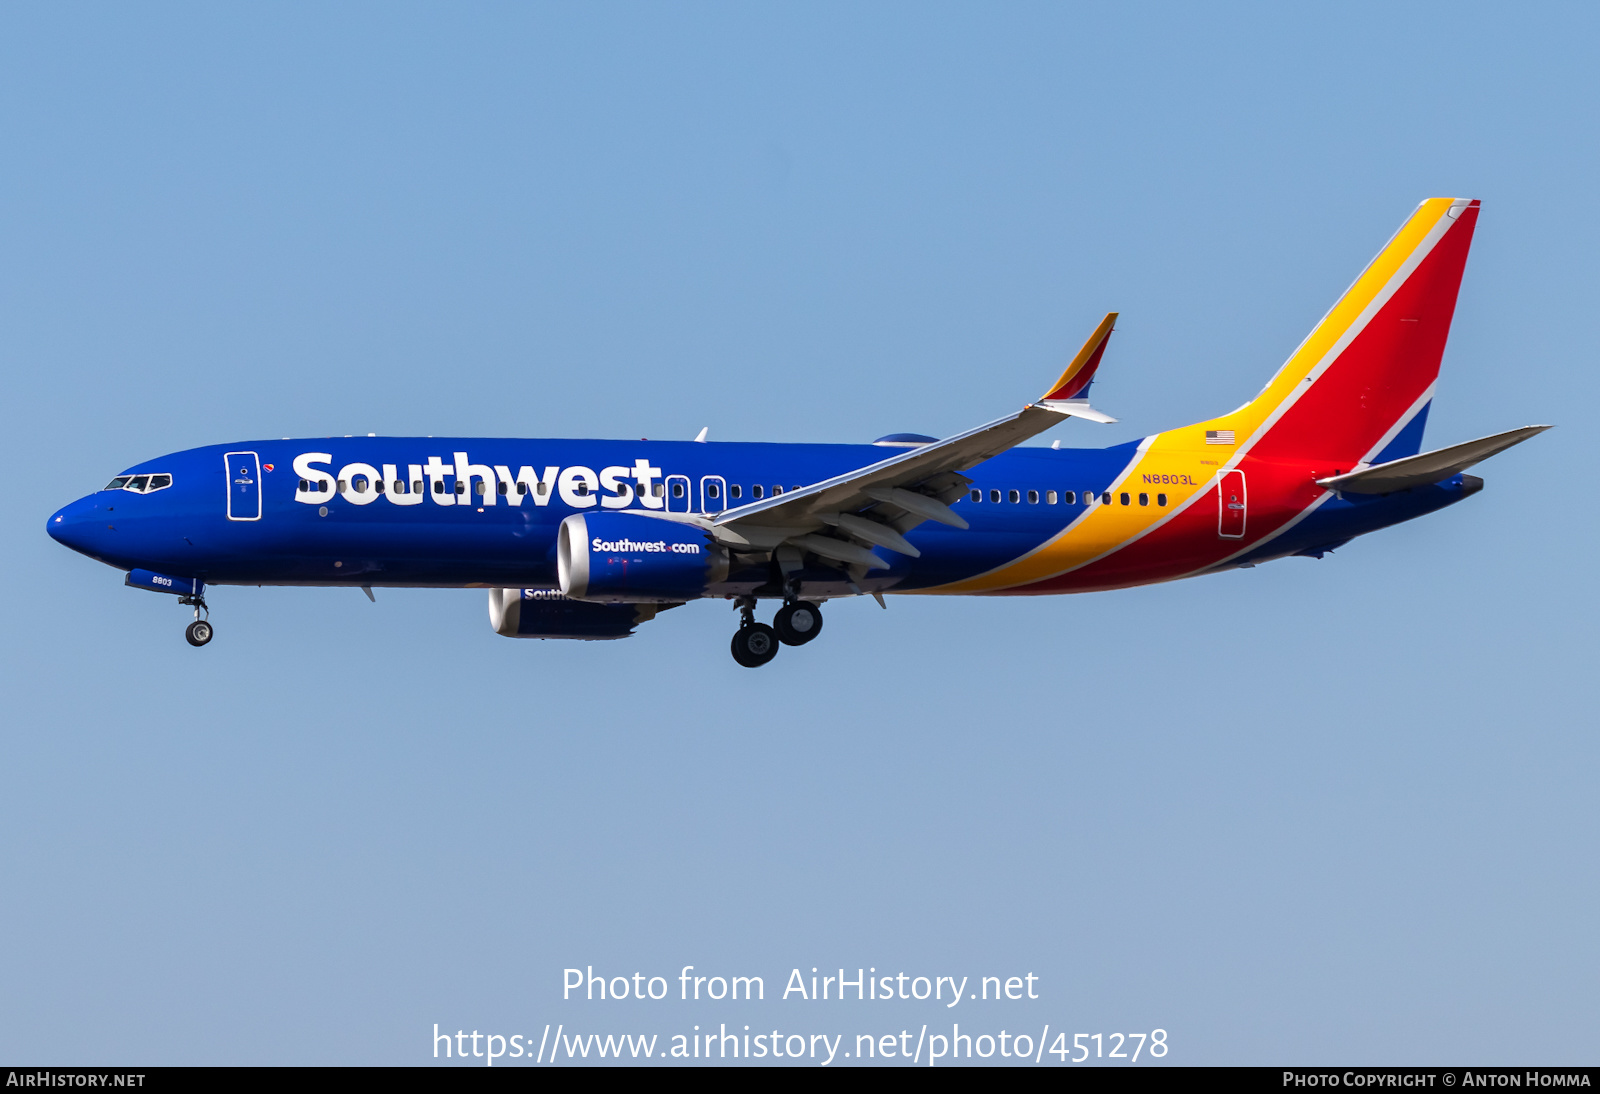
47,497,106,556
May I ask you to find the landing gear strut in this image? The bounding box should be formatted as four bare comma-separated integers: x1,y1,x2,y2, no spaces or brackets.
179,594,213,647
729,597,778,668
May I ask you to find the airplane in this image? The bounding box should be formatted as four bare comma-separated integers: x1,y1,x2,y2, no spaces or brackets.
47,197,1547,667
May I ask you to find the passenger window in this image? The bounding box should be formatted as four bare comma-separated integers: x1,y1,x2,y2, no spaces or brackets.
989,489,1001,503
753,485,764,499
970,489,982,502
576,482,589,496
338,480,348,493
671,483,684,498
772,486,783,495
708,483,720,499
1008,490,1020,503
540,482,550,496
1046,491,1057,504
517,482,528,495
412,481,422,494
1027,490,1039,504
1064,490,1076,504
455,481,465,494
299,479,309,492
1102,492,1111,505
476,481,487,495
1158,493,1168,506
104,477,132,491
395,481,405,493
497,481,507,495
321,480,331,492
375,479,385,493
1119,492,1129,505
1138,492,1148,506
651,483,662,497
731,485,741,499
354,477,368,493
434,481,444,494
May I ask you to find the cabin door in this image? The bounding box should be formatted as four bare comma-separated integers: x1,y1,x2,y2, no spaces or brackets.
1217,469,1246,539
224,451,261,521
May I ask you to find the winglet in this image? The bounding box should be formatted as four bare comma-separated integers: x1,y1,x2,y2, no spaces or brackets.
1040,312,1117,402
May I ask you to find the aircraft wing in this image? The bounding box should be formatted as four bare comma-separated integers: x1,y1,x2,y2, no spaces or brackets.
706,314,1119,561
1316,424,1551,495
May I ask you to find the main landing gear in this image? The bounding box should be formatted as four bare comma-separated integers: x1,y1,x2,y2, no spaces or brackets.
179,594,213,647
729,598,824,668
773,600,823,646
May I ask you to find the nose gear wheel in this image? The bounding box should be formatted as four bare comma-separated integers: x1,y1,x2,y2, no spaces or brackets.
178,594,212,646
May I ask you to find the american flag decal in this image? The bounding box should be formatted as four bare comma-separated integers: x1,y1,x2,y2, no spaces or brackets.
1205,430,1235,445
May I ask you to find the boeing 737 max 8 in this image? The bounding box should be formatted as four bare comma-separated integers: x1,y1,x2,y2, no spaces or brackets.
47,198,1547,666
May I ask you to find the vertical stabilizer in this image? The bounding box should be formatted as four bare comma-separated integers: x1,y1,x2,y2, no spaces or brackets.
1195,198,1479,467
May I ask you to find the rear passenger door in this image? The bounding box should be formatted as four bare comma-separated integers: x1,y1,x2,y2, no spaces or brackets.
1217,470,1246,539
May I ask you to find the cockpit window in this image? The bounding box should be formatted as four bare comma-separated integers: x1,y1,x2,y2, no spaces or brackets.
104,473,173,494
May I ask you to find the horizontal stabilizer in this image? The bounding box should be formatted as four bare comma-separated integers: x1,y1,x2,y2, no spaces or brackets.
1317,425,1551,494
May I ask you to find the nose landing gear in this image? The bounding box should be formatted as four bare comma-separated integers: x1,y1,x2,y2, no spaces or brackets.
179,594,213,647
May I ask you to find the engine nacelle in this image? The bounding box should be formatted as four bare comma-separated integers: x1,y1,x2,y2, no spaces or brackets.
557,513,727,602
488,587,666,641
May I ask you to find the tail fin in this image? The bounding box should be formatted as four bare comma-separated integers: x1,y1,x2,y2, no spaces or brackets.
1193,198,1479,466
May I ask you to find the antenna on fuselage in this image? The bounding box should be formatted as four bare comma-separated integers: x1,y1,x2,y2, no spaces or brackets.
694,427,709,442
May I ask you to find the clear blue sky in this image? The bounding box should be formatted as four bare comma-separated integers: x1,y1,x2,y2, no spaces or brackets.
2,2,1595,1066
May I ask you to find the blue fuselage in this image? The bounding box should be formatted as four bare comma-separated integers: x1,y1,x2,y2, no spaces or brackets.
47,436,1475,596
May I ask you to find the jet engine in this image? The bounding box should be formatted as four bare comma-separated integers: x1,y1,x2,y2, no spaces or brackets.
557,513,728,602
488,587,671,641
